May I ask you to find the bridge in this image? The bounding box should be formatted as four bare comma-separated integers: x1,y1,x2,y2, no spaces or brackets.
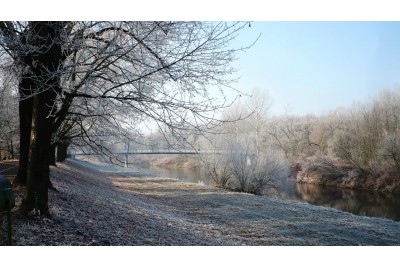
70,149,221,156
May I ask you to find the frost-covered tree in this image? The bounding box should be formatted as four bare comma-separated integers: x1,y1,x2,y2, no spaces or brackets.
217,88,272,151
0,21,251,215
266,114,318,159
246,88,272,156
0,72,18,160
379,132,400,175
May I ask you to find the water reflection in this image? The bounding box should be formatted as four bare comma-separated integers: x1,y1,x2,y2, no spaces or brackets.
147,166,400,221
148,166,210,185
290,182,400,221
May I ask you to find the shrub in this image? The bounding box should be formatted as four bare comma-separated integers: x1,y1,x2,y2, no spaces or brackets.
227,139,288,195
201,154,233,188
302,154,346,180
247,150,289,195
201,138,288,195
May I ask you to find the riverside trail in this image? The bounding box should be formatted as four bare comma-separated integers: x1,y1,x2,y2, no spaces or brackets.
3,159,400,245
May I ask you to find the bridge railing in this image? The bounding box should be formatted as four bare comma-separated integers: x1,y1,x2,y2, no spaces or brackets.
70,149,223,156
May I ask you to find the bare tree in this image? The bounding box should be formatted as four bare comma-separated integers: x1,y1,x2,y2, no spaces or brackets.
266,114,318,159
246,88,272,156
0,21,252,215
0,72,18,160
379,132,400,175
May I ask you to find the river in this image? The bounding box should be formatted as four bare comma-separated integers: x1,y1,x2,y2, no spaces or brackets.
148,165,400,222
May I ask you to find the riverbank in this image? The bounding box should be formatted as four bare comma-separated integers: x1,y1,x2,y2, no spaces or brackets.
294,156,400,193
125,154,400,194
2,159,399,245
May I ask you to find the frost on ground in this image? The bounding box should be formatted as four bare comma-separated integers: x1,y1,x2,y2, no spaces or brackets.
3,159,400,245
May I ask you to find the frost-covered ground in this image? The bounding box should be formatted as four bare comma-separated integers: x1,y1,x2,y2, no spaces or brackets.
4,159,400,245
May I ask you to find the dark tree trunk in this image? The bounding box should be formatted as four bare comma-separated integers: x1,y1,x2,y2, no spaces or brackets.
21,90,54,215
13,84,34,187
56,142,69,162
48,144,57,190
49,144,56,166
13,22,38,187
9,139,14,159
20,22,65,216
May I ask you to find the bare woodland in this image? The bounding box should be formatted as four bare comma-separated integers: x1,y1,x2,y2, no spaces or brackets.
168,87,400,194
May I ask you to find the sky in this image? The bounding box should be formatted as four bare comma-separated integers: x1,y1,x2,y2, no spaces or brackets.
5,1,400,118
229,21,400,116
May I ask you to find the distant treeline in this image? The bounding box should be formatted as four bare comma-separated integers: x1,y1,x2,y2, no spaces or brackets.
143,88,400,193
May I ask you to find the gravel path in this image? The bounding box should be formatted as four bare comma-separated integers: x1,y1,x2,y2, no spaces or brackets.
3,159,400,245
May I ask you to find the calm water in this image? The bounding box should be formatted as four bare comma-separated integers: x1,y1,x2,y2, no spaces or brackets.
148,165,400,222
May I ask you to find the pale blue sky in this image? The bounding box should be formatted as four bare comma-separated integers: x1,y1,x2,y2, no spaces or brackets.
230,21,400,115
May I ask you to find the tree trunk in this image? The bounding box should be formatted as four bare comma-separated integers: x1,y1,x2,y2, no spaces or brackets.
56,142,69,162
13,88,34,187
49,144,56,166
21,90,54,215
20,22,65,216
13,21,39,187
10,139,14,159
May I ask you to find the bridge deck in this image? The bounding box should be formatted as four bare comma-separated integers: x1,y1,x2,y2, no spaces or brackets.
71,149,221,156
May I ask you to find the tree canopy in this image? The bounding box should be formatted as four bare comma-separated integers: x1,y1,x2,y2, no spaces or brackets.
0,21,251,215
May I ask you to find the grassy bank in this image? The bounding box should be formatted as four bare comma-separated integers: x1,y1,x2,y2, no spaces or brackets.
2,159,400,245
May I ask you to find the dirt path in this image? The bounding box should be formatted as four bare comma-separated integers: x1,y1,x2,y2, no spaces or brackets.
3,159,400,245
